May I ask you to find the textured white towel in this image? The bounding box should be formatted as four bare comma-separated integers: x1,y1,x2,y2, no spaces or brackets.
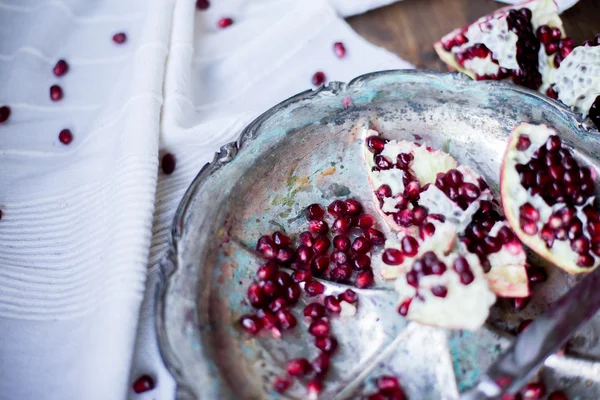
0,0,412,399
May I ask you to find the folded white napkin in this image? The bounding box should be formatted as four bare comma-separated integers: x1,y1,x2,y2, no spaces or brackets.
0,0,411,399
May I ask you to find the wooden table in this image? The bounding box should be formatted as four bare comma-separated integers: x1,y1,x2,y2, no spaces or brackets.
347,0,599,70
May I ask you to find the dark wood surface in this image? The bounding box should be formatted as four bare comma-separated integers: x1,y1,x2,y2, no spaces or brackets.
347,0,600,70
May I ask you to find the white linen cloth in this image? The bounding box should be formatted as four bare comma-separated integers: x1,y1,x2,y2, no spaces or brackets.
497,0,579,12
0,0,412,399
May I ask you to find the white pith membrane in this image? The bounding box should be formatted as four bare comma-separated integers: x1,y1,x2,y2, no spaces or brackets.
551,44,600,121
433,0,564,92
501,123,600,274
362,128,529,330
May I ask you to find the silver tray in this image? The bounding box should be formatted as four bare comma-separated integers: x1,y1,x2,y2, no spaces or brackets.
156,70,600,399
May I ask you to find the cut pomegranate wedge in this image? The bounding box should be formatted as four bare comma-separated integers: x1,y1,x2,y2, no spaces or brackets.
395,249,496,330
501,123,600,273
364,128,529,299
550,36,600,129
434,0,568,92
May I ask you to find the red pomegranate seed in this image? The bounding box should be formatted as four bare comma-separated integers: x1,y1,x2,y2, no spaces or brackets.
304,303,326,319
355,270,374,288
256,235,277,259
547,391,568,400
240,314,262,334
313,236,330,254
276,247,295,264
338,289,358,304
132,375,155,393
517,134,531,151
305,281,325,296
517,319,532,333
311,255,329,274
330,250,348,265
307,203,325,220
328,200,346,217
53,59,69,77
332,216,353,233
404,181,421,201
0,106,10,123
431,285,448,298
299,231,314,248
367,393,386,400
312,71,326,86
513,296,531,311
366,136,388,154
377,376,400,393
286,282,302,304
49,85,63,101
309,319,330,337
273,377,291,393
276,309,297,329
333,235,351,251
307,379,323,398
217,17,233,28
268,297,287,313
382,248,404,265
376,184,392,198
315,336,338,353
459,270,474,285
333,41,346,58
112,32,127,44
352,254,371,270
364,228,386,245
351,236,372,254
420,222,436,239
520,203,539,221
247,282,266,307
311,352,330,377
195,0,209,10
287,358,311,377
401,236,419,256
345,199,362,215
357,214,375,228
58,129,73,145
292,270,312,283
309,220,329,235
528,267,547,283
330,265,351,282
161,153,176,175
272,231,291,247
297,245,314,263
523,382,546,399
398,298,412,316
324,295,341,313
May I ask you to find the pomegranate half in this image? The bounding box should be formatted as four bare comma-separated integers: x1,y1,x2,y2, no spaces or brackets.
501,123,600,273
363,128,529,298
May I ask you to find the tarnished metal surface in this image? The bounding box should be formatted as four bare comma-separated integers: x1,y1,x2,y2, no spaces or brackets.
156,71,600,399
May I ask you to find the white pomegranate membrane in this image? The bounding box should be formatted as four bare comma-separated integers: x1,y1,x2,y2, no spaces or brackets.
501,123,600,273
363,128,529,329
434,0,571,92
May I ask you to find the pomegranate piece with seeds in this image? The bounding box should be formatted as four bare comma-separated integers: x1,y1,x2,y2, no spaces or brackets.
501,123,600,273
395,250,495,330
363,128,528,298
434,0,564,91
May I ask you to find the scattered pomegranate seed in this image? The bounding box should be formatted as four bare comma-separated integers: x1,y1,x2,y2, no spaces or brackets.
273,377,291,393
344,199,362,215
332,216,353,234
161,153,176,175
398,298,412,316
307,379,323,398
523,382,546,399
305,281,325,296
324,295,341,313
58,129,73,145
312,71,326,86
527,267,547,283
352,254,371,270
292,270,312,283
50,85,63,101
276,309,297,329
0,106,10,123
306,203,325,220
547,390,568,400
309,219,329,235
311,352,330,377
217,17,234,28
357,214,375,228
377,376,400,393
195,0,209,10
333,41,346,58
315,336,338,354
333,235,351,252
132,374,155,393
382,248,404,265
313,236,331,254
338,289,358,304
328,200,346,217
364,227,385,245
309,319,330,337
299,231,314,247
240,314,262,334
287,358,311,377
272,231,291,247
355,270,374,288
112,32,127,44
304,302,326,319
352,236,372,254
53,60,69,77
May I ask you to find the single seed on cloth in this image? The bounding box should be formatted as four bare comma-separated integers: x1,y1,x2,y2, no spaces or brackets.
195,0,209,10
58,129,73,145
312,71,326,86
161,153,176,175
0,105,11,123
132,375,155,393
112,32,127,44
333,42,346,58
217,17,233,29
50,85,63,101
53,60,69,77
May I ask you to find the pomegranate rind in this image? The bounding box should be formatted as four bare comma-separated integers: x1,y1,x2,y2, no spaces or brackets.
500,123,600,274
394,250,496,331
434,0,563,90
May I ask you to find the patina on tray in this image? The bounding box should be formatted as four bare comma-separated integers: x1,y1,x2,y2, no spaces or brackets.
156,70,600,400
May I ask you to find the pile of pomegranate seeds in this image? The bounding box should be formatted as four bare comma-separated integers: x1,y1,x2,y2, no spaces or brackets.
0,105,10,123
509,130,599,269
53,60,69,77
58,129,73,145
363,375,407,400
240,199,384,395
217,17,233,29
112,32,127,44
312,71,326,86
161,153,176,175
132,374,155,394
